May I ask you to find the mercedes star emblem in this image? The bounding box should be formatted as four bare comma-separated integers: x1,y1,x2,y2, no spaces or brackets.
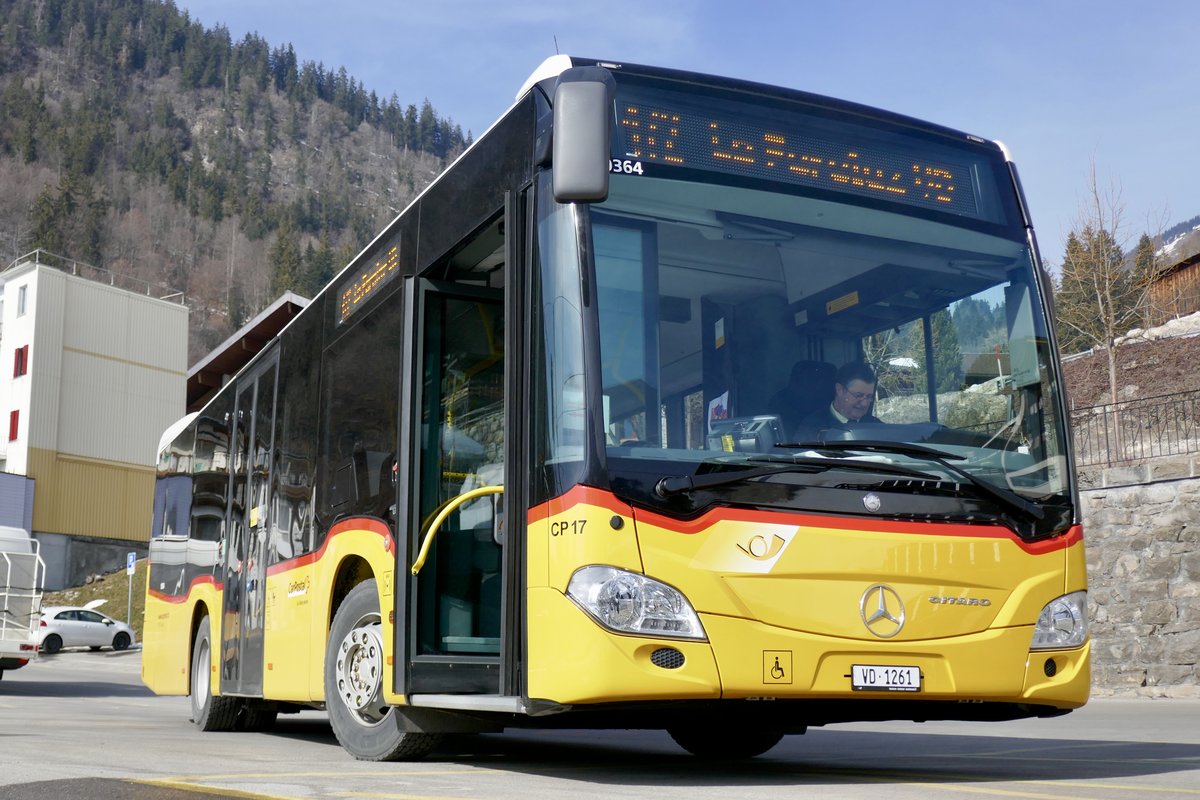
860,583,906,638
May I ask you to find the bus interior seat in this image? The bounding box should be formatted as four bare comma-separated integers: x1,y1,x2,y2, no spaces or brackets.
328,461,355,511
770,360,835,439
327,436,378,515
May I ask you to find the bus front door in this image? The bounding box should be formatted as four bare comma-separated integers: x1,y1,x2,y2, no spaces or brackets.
405,282,506,695
221,356,277,697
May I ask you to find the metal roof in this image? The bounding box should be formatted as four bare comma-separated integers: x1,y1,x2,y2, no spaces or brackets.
186,292,308,412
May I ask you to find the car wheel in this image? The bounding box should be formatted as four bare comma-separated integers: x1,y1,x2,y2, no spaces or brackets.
190,615,239,731
112,632,131,651
42,634,63,655
325,579,442,761
667,726,784,759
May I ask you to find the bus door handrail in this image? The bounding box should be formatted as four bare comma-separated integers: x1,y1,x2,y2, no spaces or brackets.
410,485,504,576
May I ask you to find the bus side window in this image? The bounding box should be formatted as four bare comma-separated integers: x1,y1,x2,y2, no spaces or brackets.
272,307,321,562
315,292,402,529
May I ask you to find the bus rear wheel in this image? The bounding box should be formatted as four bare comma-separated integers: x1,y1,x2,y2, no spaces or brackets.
239,700,279,732
191,615,240,731
667,726,784,759
325,579,442,761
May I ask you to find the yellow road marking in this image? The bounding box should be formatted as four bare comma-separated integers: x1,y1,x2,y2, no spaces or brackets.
1046,781,1200,795
802,767,1200,799
143,771,481,800
148,763,1200,800
162,770,479,780
921,781,1200,799
136,779,302,800
912,784,1099,800
333,793,469,799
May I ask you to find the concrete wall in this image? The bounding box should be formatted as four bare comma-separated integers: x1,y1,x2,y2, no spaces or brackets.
32,531,146,592
1081,461,1200,697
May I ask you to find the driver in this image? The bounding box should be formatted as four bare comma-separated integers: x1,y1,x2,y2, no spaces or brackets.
797,360,882,439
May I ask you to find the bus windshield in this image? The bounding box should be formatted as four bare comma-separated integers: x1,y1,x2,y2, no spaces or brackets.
591,165,1068,512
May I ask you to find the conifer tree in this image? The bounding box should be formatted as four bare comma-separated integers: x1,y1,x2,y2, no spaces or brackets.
269,224,303,296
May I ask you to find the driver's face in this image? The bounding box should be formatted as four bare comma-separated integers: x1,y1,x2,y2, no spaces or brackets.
834,379,875,421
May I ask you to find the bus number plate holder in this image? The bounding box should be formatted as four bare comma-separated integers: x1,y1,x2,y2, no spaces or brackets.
851,664,921,692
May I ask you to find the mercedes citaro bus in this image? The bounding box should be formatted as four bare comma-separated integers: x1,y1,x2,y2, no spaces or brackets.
142,55,1088,761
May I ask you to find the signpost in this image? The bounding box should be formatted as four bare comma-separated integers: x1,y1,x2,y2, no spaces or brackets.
126,551,136,625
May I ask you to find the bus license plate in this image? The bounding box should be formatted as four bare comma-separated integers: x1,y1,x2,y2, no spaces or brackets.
851,664,921,692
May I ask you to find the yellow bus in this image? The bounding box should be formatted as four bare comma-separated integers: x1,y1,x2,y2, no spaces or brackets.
142,55,1088,761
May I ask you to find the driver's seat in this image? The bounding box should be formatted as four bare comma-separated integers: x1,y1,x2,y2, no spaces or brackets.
770,360,835,439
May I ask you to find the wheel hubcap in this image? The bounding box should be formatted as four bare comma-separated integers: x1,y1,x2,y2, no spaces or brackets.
335,620,385,724
194,640,210,701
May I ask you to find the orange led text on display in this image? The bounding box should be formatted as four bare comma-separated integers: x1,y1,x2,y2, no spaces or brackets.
617,103,968,213
338,244,400,324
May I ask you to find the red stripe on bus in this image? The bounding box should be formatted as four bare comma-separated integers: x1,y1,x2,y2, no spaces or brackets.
526,484,633,523
528,485,1082,555
147,573,219,603
265,516,394,577
149,518,395,603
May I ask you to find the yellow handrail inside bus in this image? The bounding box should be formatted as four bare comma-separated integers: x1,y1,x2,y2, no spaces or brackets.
410,485,505,576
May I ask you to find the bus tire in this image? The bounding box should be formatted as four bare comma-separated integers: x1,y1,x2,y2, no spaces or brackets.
325,579,442,761
239,700,279,732
667,726,784,759
190,615,239,732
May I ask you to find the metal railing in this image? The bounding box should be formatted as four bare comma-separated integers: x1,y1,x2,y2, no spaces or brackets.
0,538,44,651
1070,389,1200,467
4,249,186,304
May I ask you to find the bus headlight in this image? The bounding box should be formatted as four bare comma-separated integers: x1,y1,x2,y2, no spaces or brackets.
1031,591,1088,650
566,566,706,640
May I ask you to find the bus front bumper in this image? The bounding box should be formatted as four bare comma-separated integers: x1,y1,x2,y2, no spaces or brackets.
527,590,1089,714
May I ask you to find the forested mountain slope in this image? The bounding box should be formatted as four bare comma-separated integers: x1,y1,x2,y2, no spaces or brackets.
0,0,470,359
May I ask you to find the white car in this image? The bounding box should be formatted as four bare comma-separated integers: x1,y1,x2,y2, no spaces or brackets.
39,605,135,654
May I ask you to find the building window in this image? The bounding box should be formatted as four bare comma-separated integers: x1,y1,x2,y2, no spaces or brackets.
13,345,29,377
8,410,18,441
16,285,27,316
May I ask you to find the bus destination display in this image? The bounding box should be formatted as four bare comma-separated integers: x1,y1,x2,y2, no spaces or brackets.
614,94,981,220
337,243,400,325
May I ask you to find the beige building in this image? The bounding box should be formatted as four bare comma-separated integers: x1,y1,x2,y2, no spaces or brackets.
0,251,188,589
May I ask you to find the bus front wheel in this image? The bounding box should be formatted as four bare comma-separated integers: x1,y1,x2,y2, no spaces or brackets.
668,726,784,759
324,579,442,761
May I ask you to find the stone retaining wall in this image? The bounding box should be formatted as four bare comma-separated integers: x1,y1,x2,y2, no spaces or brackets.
1081,462,1200,697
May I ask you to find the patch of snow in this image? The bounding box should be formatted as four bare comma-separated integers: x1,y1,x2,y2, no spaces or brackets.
1115,310,1200,346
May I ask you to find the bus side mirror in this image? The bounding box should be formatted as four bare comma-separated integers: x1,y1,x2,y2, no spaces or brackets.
552,66,615,203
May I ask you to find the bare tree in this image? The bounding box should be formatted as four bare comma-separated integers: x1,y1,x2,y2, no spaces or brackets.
1055,163,1154,409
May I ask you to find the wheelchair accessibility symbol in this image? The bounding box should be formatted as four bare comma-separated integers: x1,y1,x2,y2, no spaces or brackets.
763,650,792,684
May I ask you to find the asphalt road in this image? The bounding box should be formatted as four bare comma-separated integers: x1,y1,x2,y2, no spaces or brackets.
1,650,1198,800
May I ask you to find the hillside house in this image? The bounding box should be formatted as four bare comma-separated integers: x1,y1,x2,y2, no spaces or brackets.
1147,250,1200,327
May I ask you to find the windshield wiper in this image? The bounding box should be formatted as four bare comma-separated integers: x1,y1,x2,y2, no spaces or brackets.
655,457,937,498
775,440,1044,521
